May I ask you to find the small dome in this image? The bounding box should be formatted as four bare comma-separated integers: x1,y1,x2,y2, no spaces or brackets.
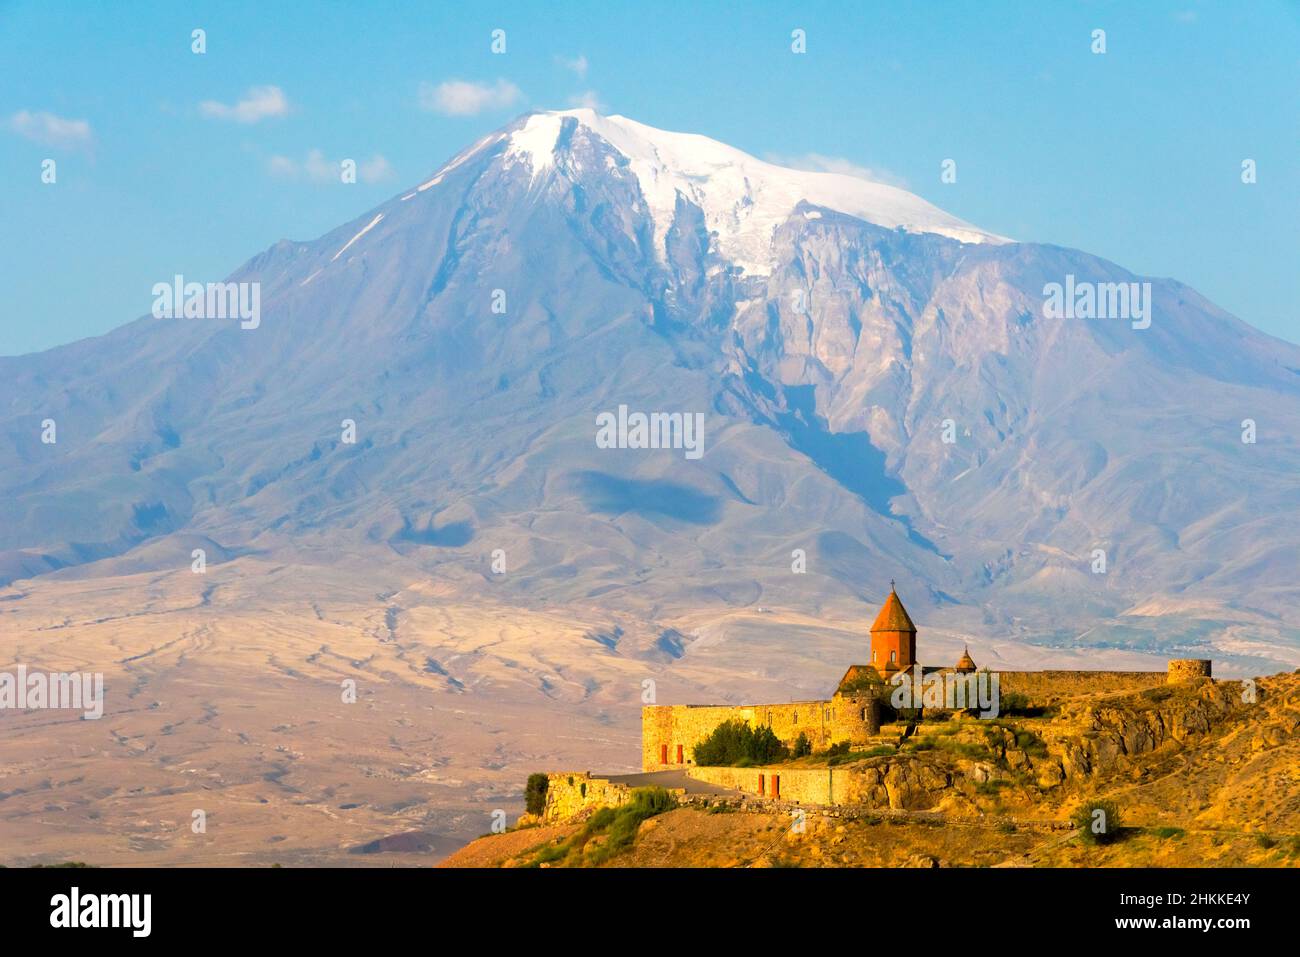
955,646,977,673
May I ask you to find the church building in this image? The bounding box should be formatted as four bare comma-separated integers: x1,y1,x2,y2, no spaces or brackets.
640,585,972,771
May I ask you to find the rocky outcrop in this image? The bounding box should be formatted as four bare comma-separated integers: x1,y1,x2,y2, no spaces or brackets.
879,760,952,810
1038,679,1243,784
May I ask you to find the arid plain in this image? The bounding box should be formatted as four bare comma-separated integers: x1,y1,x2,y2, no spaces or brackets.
0,549,1230,866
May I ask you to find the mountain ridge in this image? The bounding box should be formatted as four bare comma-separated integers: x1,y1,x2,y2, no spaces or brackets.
2,110,1298,674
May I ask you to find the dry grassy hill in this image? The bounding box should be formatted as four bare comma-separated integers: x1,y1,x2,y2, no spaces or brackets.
441,672,1300,867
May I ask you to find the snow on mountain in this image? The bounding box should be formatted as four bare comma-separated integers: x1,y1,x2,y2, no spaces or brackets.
502,109,1008,275
2,109,1299,674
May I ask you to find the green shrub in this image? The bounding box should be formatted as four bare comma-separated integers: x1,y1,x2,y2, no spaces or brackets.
582,788,677,866
587,806,617,830
1013,729,1048,757
630,786,676,816
693,719,789,767
792,732,812,758
997,691,1033,715
528,787,678,868
753,726,790,763
1073,798,1123,845
532,841,568,865
1152,826,1185,840
525,773,549,816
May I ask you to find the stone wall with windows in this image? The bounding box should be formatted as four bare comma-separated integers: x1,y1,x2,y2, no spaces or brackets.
642,700,839,771
643,664,1197,770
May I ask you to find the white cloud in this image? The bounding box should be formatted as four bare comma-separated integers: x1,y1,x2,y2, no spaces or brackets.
556,54,589,79
267,154,298,177
418,79,521,116
8,110,93,148
200,85,290,123
767,152,909,189
358,155,394,183
268,149,394,184
567,90,606,112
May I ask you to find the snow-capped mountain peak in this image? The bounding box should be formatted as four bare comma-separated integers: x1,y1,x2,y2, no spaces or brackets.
502,108,1009,275
5,108,1300,675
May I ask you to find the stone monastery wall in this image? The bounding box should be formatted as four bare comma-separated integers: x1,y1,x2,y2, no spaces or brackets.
687,765,835,804
637,587,1211,776
641,668,1196,771
542,772,635,821
998,670,1166,703
642,701,837,772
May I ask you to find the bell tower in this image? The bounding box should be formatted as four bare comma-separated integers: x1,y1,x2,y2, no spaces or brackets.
870,581,917,675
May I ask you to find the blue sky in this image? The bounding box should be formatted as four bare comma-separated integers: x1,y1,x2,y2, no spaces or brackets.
1,0,1296,355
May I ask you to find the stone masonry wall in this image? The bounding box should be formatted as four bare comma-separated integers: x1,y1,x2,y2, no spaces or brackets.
997,670,1165,705
643,669,1194,771
1168,659,1213,683
642,700,838,771
643,671,1175,770
687,766,834,805
686,760,949,810
542,772,634,822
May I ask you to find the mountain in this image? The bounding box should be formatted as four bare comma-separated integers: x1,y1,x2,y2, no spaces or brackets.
3,108,1299,674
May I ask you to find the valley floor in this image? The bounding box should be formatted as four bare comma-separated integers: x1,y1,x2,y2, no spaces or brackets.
2,560,1296,867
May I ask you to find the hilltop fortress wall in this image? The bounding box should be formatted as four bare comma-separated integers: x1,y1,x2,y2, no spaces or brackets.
638,593,1214,773
997,669,1165,702
642,662,1210,772
642,692,882,772
642,703,815,772
541,772,635,821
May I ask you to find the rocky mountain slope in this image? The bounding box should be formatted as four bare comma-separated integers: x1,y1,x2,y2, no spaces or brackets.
2,108,1297,672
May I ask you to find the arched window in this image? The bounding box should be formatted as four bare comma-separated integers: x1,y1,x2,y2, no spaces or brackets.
890,650,897,663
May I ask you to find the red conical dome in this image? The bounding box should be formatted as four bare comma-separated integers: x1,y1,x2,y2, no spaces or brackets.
870,586,916,634
869,584,917,673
